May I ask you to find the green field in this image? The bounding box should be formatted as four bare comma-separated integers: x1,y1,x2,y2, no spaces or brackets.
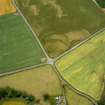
0,13,46,74
64,86,94,105
0,65,62,105
16,0,105,58
55,30,105,100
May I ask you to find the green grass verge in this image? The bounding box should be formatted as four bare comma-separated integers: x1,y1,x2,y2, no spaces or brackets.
16,0,105,57
0,13,46,73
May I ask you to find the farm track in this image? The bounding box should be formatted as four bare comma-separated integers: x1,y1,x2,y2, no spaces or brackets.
0,0,105,105
13,0,105,104
13,0,102,104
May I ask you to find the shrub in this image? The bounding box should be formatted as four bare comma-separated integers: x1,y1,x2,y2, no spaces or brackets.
43,94,50,101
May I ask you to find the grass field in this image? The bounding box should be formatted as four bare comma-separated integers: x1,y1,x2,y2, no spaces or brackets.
0,65,62,105
15,0,105,58
0,0,16,16
64,86,94,105
0,13,46,73
55,30,105,100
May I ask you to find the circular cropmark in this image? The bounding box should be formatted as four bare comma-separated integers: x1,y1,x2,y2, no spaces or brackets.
0,87,35,105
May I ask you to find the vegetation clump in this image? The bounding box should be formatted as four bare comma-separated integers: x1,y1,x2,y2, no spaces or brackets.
0,87,35,105
96,0,105,8
16,0,105,58
43,94,50,101
98,101,105,105
43,94,56,105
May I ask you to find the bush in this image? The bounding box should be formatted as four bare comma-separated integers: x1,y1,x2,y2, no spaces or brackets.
43,94,50,101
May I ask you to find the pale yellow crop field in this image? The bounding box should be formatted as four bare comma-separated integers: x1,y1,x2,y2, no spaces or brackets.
0,65,62,105
55,30,105,100
0,0,16,16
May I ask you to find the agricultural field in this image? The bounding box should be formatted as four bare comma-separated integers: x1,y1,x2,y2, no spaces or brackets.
64,85,94,105
15,0,105,58
0,13,46,74
55,30,105,101
0,65,63,105
0,0,16,16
